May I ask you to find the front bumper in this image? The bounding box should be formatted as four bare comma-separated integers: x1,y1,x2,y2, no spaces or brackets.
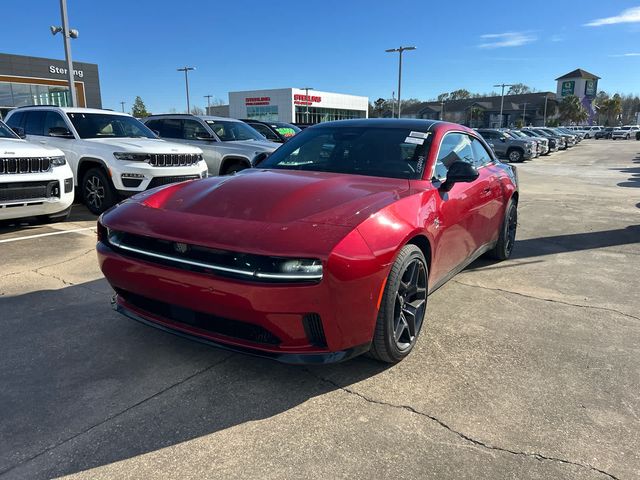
110,160,208,192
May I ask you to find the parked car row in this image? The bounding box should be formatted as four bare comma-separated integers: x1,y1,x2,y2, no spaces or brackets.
0,106,302,222
563,124,640,140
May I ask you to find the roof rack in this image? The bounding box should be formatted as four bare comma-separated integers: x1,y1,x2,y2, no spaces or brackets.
15,104,61,109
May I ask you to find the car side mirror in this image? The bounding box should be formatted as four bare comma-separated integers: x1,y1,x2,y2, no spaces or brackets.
499,137,506,142
11,126,26,138
195,132,214,141
440,161,479,192
253,152,270,166
48,126,74,138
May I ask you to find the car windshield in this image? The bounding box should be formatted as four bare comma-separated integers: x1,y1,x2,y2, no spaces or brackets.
618,127,630,131
67,112,156,139
509,131,528,139
205,120,265,141
0,120,18,139
271,122,301,139
260,126,430,180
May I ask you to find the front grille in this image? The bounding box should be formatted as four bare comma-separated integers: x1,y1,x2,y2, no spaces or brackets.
0,157,52,175
302,313,327,348
116,288,281,345
0,180,60,202
147,175,200,189
149,153,200,167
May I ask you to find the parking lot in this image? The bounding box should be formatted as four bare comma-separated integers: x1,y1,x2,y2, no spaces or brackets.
1,140,639,479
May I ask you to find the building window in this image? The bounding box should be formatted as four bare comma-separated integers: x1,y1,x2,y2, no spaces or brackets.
0,81,81,108
294,106,365,124
246,105,278,121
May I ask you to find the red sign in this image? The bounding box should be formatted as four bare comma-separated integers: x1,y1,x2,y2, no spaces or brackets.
294,94,322,106
245,96,271,106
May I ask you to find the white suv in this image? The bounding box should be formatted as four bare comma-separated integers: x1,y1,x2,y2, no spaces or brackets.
611,125,640,140
5,107,207,214
0,120,73,224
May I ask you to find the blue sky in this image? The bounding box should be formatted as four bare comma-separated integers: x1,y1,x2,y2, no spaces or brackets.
3,1,640,113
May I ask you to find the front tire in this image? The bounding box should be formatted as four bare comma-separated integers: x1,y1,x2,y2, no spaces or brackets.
488,198,518,260
369,244,428,364
507,149,523,163
82,168,117,215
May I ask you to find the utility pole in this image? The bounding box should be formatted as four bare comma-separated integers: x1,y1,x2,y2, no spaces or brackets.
391,91,395,118
522,102,527,125
120,101,126,113
204,95,213,115
177,66,195,113
543,95,549,126
493,83,514,128
50,0,79,107
441,100,445,121
385,46,416,118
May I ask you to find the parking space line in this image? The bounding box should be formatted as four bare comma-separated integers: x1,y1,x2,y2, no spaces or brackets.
0,227,95,244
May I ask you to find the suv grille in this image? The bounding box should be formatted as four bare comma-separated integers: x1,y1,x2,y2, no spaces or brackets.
0,180,60,202
115,288,281,345
147,175,200,189
149,153,200,167
0,157,52,175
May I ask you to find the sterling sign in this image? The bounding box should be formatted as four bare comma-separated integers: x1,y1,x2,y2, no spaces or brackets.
49,65,84,78
294,94,322,105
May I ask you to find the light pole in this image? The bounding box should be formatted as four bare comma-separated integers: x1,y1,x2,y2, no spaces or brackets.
521,102,527,125
120,101,126,113
177,66,195,113
440,100,445,121
391,91,395,118
301,87,313,124
493,83,514,128
50,0,79,107
543,95,549,126
385,46,416,118
204,94,213,115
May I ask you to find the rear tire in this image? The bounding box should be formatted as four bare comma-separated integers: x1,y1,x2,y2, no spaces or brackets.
507,149,523,163
82,168,117,215
369,244,428,364
488,198,518,260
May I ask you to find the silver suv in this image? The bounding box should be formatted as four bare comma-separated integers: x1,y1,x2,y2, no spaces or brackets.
144,115,278,175
475,128,535,162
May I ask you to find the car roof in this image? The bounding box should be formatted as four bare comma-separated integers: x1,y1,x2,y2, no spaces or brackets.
307,118,452,132
15,106,130,116
146,113,242,123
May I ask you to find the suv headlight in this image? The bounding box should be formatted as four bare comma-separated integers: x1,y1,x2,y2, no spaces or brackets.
255,258,323,280
51,156,66,166
113,152,150,161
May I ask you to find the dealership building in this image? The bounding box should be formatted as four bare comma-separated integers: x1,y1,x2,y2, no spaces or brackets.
225,88,368,124
0,53,102,118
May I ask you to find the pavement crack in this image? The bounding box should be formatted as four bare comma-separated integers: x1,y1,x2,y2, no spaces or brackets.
0,353,234,478
452,280,640,323
306,370,620,480
1,248,95,280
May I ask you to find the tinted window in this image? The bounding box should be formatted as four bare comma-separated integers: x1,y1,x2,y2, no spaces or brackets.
204,120,264,141
25,111,46,136
0,120,19,139
43,111,69,135
434,133,473,180
261,127,429,180
471,138,493,167
67,113,155,139
183,119,210,140
250,123,280,141
5,111,24,130
155,119,182,138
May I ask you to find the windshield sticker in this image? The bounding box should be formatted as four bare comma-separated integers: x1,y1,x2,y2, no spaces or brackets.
408,131,428,139
404,136,424,145
416,156,425,172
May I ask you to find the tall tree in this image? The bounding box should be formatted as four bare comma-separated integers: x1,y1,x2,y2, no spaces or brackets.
449,89,471,100
131,96,150,118
373,98,386,117
507,83,532,95
558,95,588,124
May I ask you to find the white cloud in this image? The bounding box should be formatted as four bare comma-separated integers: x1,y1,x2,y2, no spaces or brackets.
584,6,640,27
478,32,536,48
610,52,640,57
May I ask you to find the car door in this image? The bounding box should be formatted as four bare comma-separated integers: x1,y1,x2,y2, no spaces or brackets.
429,132,497,282
41,111,81,179
182,119,224,174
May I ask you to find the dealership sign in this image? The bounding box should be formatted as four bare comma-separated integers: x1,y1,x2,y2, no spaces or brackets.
561,81,575,96
294,93,322,105
584,79,597,97
49,65,84,78
245,97,271,106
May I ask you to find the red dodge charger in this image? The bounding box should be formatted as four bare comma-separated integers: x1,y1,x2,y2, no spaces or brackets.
97,119,518,364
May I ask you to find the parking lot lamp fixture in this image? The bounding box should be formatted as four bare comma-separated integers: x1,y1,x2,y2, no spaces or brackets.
543,95,549,126
50,0,79,107
204,94,213,114
493,83,514,128
120,101,125,113
386,46,416,118
177,66,195,114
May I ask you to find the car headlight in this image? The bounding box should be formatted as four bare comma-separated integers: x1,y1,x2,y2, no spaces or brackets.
50,155,66,166
255,258,323,280
113,152,150,161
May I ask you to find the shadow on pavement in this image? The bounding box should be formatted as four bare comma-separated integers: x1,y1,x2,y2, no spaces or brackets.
0,279,389,479
615,153,640,188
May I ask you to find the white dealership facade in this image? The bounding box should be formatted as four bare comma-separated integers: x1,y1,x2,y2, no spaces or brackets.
228,88,368,125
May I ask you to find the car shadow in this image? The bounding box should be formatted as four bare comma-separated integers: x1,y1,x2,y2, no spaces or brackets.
614,153,640,188
0,279,390,479
0,203,95,233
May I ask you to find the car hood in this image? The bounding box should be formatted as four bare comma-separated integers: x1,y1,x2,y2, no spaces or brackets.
223,139,279,152
0,138,64,157
84,137,203,154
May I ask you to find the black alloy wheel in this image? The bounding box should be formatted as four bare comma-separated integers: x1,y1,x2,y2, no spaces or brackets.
488,198,518,260
369,244,428,363
82,168,116,215
508,149,523,163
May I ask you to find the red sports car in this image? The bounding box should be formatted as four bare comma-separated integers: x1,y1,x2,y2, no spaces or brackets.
97,119,518,364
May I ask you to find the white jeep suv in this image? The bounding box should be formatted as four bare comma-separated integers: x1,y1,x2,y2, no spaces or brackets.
5,107,207,214
0,120,74,224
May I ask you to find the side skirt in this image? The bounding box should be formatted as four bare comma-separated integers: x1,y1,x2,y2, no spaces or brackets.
427,242,496,295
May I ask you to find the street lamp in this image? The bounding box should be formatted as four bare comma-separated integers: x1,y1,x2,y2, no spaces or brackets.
301,87,313,124
493,83,514,128
385,46,416,118
204,94,213,115
177,66,195,113
543,95,549,126
120,101,126,113
521,102,527,126
50,0,79,107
